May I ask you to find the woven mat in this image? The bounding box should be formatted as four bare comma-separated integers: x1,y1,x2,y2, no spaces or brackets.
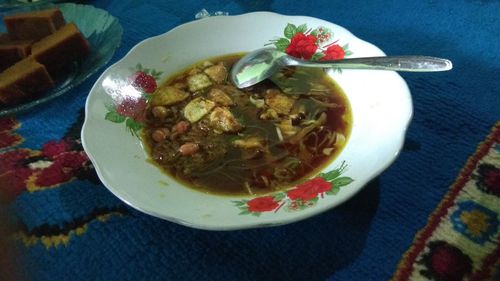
1,1,499,280
1,118,498,280
393,123,500,281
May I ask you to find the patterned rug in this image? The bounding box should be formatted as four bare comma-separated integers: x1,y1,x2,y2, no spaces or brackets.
392,122,500,281
1,117,499,280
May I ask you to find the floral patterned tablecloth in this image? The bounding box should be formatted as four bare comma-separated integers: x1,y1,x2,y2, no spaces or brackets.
1,0,499,280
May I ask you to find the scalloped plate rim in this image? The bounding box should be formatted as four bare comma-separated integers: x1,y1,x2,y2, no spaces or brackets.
82,12,413,230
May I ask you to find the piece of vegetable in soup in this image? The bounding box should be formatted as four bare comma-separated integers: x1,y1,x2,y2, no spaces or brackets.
143,54,351,196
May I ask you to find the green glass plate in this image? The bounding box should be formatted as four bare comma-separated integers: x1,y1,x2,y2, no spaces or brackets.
0,0,59,9
0,3,122,116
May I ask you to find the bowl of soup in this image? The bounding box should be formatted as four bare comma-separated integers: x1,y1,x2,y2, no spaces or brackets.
82,12,412,230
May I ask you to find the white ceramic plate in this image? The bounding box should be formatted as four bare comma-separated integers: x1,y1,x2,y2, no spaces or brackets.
82,12,412,230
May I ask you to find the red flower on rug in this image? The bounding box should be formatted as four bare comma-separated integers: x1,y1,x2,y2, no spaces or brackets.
392,122,500,281
0,117,18,132
42,140,71,159
475,163,500,197
31,151,88,188
0,150,34,202
419,240,473,281
0,117,22,149
0,136,90,201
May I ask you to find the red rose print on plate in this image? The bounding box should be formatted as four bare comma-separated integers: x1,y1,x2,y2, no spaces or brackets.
104,64,163,137
287,177,332,201
320,44,345,60
129,71,157,94
285,32,318,60
115,97,147,122
269,23,352,62
233,162,353,216
247,196,280,212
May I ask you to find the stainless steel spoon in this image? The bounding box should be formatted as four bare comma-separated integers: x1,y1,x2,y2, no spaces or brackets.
230,47,453,88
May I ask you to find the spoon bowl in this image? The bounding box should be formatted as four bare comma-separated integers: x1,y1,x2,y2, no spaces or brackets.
230,47,452,88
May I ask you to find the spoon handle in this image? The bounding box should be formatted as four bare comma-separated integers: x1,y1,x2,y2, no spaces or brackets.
289,56,453,72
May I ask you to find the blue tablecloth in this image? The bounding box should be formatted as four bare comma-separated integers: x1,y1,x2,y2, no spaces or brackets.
1,0,499,280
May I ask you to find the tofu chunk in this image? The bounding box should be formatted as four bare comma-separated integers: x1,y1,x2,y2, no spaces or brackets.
187,73,212,92
208,88,233,106
217,85,244,97
265,89,295,115
259,108,279,120
277,119,299,138
209,107,243,133
183,97,216,123
151,86,189,106
233,136,265,149
204,62,227,84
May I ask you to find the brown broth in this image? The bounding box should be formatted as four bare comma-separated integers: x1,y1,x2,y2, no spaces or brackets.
143,54,352,196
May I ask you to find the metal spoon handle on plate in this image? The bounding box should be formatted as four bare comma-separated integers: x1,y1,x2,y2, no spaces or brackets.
289,55,452,71
230,47,453,88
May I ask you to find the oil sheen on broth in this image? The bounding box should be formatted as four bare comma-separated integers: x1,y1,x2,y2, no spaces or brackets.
143,54,351,196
